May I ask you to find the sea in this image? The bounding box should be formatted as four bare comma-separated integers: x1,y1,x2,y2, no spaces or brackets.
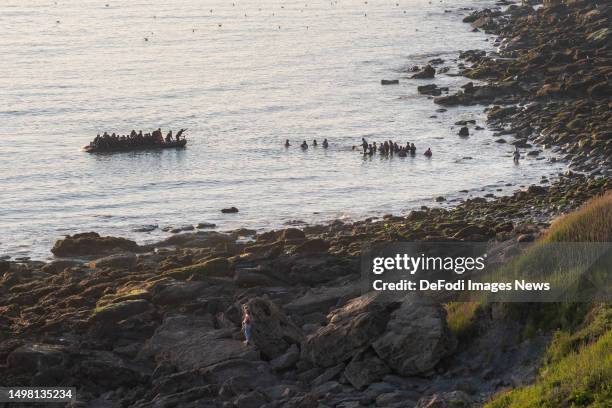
0,0,565,260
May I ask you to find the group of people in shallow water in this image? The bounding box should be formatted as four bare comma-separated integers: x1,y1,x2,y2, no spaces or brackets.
283,137,433,157
90,128,186,149
285,139,329,149
357,138,432,157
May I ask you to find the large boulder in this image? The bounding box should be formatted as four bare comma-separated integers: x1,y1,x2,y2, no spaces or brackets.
163,257,232,280
90,299,154,323
301,293,394,367
372,296,456,376
151,231,235,249
284,282,361,315
246,297,303,359
294,239,330,255
289,254,356,285
149,280,208,306
142,315,258,371
51,232,140,257
89,252,137,270
412,65,436,79
7,343,66,373
75,350,148,389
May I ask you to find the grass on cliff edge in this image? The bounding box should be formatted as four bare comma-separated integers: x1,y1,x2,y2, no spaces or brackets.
483,192,612,407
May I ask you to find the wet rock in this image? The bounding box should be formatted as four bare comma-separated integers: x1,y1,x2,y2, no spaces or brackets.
527,185,547,195
453,224,493,240
163,257,232,280
41,259,83,274
221,207,239,213
381,79,399,85
458,126,470,137
196,222,217,229
412,65,436,79
418,84,442,96
89,252,137,270
51,232,140,257
294,239,330,255
280,228,306,242
133,224,158,232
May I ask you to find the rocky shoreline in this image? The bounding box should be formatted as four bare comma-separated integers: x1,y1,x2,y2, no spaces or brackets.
1,1,610,407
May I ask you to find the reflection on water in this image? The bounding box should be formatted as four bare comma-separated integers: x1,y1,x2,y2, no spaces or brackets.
0,0,565,259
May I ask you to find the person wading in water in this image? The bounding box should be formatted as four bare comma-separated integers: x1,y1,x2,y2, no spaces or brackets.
242,304,253,346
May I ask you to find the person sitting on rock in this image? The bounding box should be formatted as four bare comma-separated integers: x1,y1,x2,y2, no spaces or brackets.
313,139,318,147
242,304,253,346
322,138,329,148
301,140,308,149
285,139,291,147
424,147,432,157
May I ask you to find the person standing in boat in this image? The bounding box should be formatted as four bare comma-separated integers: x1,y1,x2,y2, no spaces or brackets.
165,130,173,143
176,129,185,141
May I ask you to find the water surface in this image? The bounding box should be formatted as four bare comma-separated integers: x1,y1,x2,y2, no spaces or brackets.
0,0,564,259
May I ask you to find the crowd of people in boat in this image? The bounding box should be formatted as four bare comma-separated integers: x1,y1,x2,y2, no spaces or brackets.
89,128,186,149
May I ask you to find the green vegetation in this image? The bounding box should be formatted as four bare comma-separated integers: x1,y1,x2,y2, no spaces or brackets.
484,192,612,407
445,301,480,341
486,305,611,408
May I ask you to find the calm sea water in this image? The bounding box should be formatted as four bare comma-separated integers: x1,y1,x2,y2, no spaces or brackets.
0,0,564,260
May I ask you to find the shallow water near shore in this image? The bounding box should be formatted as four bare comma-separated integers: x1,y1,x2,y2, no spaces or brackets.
0,0,565,260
